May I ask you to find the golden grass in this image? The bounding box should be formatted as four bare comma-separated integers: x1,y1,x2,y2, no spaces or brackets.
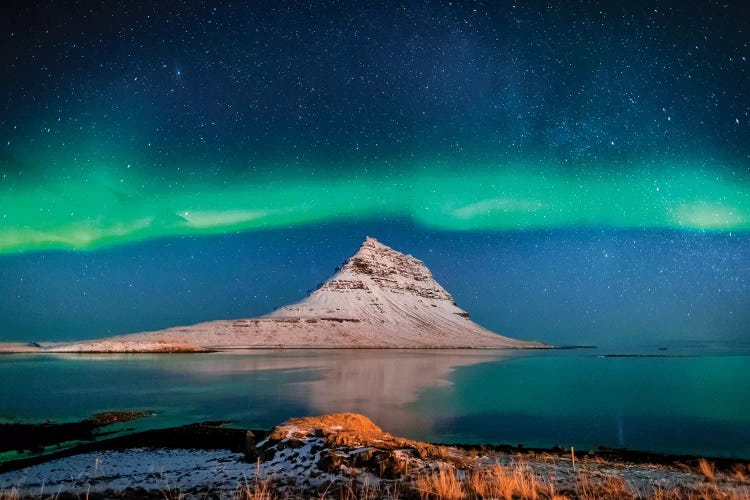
415,465,625,500
0,489,19,500
3,454,746,500
235,478,275,500
575,474,632,500
414,467,464,500
652,483,750,500
334,484,357,500
699,458,716,482
408,461,750,500
731,463,748,482
381,479,404,500
465,463,540,500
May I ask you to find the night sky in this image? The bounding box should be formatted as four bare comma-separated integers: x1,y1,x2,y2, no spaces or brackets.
1,1,748,348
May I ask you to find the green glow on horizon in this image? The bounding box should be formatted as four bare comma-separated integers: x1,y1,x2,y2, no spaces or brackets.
1,161,748,253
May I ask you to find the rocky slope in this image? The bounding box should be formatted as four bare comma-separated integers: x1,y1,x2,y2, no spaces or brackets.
42,237,545,351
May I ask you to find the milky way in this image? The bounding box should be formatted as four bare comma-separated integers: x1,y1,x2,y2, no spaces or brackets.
0,1,748,345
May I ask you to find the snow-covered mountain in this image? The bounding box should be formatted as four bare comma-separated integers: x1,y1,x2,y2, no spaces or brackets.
47,237,545,351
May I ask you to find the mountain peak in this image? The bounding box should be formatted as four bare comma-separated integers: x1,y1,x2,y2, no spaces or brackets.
45,237,545,350
336,237,453,300
358,236,396,254
352,236,410,259
255,237,545,347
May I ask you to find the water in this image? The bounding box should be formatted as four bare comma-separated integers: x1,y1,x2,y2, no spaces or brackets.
1,348,748,459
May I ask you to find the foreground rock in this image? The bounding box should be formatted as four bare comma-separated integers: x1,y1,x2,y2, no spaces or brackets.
252,413,749,499
2,413,747,499
255,413,464,481
27,237,546,352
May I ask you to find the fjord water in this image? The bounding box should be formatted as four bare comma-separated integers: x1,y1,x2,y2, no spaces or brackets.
0,348,748,459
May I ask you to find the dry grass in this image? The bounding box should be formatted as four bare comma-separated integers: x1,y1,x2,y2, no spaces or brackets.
699,458,716,482
380,480,404,500
414,464,628,500
393,460,750,500
414,467,464,500
652,483,750,500
235,478,275,500
4,454,747,500
414,462,561,499
731,463,748,481
334,483,358,500
574,474,631,500
3,471,744,500
0,489,19,500
407,462,750,500
465,462,541,500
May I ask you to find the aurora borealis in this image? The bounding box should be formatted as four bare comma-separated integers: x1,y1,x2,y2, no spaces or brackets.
1,1,749,346
1,162,750,253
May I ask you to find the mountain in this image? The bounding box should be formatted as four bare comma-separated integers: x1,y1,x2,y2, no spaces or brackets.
44,237,545,351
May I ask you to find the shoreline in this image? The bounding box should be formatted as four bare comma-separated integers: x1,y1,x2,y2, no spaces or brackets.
0,343,556,354
0,342,614,356
1,414,748,499
3,420,748,472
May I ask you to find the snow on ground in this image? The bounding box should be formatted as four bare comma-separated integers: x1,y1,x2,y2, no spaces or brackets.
0,442,378,498
1,413,747,499
0,448,250,497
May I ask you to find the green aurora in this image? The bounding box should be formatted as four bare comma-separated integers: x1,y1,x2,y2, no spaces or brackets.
2,160,748,253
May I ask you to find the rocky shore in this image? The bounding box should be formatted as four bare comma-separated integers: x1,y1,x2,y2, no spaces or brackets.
0,411,153,456
1,413,747,499
0,341,210,354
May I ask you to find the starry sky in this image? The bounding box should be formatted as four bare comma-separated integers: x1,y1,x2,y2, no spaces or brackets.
0,1,748,347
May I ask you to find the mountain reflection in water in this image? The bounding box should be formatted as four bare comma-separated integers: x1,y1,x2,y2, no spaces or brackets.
167,349,510,434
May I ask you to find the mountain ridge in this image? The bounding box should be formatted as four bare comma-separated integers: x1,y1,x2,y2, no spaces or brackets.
39,237,546,352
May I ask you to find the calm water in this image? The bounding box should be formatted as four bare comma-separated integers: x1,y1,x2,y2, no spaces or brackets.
1,348,748,459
